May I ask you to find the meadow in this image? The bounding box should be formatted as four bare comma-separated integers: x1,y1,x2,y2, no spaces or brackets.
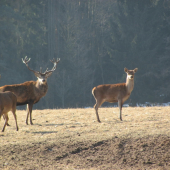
0,106,170,170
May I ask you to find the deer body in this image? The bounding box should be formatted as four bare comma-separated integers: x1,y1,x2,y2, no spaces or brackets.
0,56,60,125
0,81,48,106
92,68,138,122
0,91,18,132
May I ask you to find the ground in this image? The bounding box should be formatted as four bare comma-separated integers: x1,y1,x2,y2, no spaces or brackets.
0,106,170,170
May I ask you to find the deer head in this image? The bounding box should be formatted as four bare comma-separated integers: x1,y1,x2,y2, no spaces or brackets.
124,68,138,80
22,56,60,84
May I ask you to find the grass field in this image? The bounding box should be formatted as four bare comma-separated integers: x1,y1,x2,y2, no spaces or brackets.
0,106,170,170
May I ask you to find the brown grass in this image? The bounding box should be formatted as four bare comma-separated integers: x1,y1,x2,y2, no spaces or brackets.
0,106,170,169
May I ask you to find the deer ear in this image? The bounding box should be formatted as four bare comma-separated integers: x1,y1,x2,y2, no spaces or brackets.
45,72,53,78
124,68,128,73
134,68,138,73
34,72,41,78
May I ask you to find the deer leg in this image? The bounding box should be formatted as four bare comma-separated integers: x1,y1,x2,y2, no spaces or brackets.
29,103,34,125
94,103,101,123
12,107,19,131
3,114,10,126
0,111,1,119
94,99,104,123
118,100,123,121
26,104,29,125
2,113,8,132
26,103,34,125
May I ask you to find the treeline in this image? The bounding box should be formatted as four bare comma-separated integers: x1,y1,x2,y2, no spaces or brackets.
0,0,170,109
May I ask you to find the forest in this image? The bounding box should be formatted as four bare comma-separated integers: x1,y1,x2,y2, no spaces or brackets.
0,0,170,109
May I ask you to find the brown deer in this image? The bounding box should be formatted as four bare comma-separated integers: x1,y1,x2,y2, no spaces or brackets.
92,68,138,122
0,91,19,132
0,56,60,125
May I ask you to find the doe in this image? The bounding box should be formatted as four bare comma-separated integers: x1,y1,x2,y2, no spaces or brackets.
92,68,138,122
0,91,18,132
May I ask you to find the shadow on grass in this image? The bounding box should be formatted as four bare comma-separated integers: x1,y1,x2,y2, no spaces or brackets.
44,123,64,126
32,131,58,134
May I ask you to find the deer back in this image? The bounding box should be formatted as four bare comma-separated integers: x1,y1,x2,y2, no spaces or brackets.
93,83,129,103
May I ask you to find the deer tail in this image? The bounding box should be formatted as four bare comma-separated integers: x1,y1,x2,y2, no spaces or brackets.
92,87,97,97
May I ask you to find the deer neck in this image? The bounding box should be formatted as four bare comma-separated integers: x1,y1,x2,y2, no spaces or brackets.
35,80,48,96
125,77,134,94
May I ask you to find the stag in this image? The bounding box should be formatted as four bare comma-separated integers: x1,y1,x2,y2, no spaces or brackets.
0,56,60,125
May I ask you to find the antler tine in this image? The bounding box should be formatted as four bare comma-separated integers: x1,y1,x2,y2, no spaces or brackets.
49,58,60,69
22,56,31,65
51,58,60,71
45,68,49,72
44,58,60,74
22,56,37,74
50,58,60,64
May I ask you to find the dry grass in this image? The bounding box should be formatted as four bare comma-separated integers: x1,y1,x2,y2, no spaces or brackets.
0,106,170,169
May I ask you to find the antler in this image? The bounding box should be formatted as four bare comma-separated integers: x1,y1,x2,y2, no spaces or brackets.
44,58,60,74
22,56,60,77
22,56,38,74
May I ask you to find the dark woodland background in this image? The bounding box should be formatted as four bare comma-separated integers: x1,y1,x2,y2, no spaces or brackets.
1,0,170,109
